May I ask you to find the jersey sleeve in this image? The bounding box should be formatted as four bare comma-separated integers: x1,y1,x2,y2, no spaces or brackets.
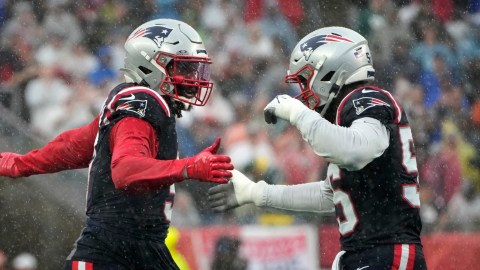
109,117,186,192
12,116,99,177
336,86,402,127
263,181,335,214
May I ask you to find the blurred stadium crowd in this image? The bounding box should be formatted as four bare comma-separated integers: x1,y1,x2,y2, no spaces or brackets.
0,0,480,238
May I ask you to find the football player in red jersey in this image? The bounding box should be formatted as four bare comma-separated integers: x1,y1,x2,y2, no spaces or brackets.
209,27,427,270
0,19,233,270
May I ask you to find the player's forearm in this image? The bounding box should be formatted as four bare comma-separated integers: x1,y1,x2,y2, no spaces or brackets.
292,110,389,170
111,155,187,191
262,181,335,214
8,117,98,177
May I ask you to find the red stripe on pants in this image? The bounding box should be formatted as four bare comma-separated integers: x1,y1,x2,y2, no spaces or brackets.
392,244,402,270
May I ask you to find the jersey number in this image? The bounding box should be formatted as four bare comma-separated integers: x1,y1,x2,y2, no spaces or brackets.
399,126,420,207
334,190,358,235
332,126,421,235
399,126,417,174
164,185,175,222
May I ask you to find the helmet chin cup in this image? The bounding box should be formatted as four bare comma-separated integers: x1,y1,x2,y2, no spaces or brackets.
173,75,184,84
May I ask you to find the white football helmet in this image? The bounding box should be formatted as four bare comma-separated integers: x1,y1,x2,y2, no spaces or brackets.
123,19,213,106
285,26,375,115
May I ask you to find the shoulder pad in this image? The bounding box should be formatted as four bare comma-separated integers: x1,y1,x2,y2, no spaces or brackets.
101,85,172,126
336,86,402,127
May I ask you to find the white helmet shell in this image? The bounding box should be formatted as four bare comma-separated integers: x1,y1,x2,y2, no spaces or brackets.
286,26,375,113
123,19,213,106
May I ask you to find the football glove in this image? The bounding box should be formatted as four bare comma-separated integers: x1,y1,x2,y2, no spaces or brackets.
264,95,308,124
0,152,22,178
184,138,234,184
208,169,267,212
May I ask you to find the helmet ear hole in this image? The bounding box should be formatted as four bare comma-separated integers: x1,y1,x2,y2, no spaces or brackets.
321,71,335,81
138,66,152,74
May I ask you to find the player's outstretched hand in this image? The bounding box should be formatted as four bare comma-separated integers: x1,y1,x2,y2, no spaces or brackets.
185,138,234,184
208,181,238,212
208,169,267,212
264,95,308,124
0,152,21,178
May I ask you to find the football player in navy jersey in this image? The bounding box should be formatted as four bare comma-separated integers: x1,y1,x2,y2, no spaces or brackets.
208,27,427,270
0,19,234,269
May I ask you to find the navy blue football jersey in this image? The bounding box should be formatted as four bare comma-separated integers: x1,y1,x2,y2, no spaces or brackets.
329,86,422,250
86,83,177,241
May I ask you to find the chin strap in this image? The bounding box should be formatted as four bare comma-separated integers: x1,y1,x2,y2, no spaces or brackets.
320,71,347,117
320,91,336,117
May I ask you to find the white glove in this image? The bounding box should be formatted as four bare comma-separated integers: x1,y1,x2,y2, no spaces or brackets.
263,95,308,124
208,169,267,212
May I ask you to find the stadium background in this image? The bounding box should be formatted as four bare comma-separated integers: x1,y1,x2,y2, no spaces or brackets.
0,0,480,269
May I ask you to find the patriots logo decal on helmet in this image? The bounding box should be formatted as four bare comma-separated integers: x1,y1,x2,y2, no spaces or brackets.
300,33,353,61
353,97,390,115
128,24,174,48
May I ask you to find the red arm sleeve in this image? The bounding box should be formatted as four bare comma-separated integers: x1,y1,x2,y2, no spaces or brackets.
110,117,187,191
13,116,99,177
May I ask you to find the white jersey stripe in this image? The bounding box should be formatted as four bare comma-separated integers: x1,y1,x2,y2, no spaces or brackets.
78,261,86,270
398,244,410,270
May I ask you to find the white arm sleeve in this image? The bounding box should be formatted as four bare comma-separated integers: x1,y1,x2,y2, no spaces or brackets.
291,110,390,171
258,180,335,214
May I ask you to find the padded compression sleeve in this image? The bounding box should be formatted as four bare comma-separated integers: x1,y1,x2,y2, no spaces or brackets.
13,116,99,176
110,117,186,191
261,181,335,214
292,110,390,171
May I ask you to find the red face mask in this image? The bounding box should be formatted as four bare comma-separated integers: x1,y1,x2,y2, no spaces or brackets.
158,53,213,106
285,65,320,110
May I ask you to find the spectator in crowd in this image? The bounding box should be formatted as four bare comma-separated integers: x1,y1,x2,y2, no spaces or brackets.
24,65,73,138
0,32,39,121
356,0,398,75
257,0,298,50
171,190,202,228
410,23,456,85
443,179,480,232
88,45,119,88
419,182,443,234
418,53,455,108
42,1,83,47
382,37,420,89
201,0,237,32
34,31,71,73
1,2,43,49
211,236,247,270
401,83,433,168
421,131,463,208
59,40,98,81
